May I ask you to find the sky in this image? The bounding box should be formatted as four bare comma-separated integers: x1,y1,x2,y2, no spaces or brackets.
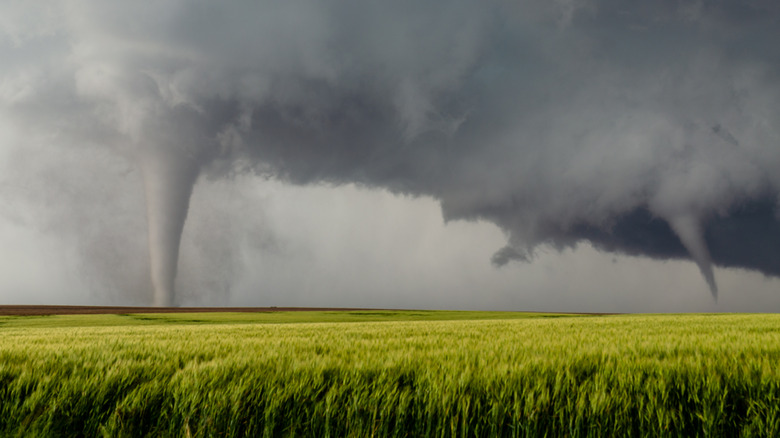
1,1,780,312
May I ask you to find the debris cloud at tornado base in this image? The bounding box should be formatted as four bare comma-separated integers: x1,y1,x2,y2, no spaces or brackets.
2,1,780,305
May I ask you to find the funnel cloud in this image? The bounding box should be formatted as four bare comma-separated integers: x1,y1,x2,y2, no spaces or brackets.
141,146,199,307
2,1,780,306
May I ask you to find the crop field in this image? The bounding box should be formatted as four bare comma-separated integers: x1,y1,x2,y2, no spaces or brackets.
0,310,779,437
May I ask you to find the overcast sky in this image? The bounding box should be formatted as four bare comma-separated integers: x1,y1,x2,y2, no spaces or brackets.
1,1,780,312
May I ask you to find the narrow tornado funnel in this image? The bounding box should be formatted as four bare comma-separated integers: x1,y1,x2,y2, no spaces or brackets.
141,146,200,307
667,215,718,299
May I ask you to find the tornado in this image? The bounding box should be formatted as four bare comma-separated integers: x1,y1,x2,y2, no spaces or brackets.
140,145,200,307
667,215,718,299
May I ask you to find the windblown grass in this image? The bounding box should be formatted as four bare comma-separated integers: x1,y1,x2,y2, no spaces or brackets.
0,312,778,437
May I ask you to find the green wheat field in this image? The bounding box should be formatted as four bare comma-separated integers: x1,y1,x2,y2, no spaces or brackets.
1,311,779,437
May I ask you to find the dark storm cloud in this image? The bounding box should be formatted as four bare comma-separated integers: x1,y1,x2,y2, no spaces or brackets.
2,0,780,303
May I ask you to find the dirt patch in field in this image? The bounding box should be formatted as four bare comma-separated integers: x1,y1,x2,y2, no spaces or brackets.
0,306,367,316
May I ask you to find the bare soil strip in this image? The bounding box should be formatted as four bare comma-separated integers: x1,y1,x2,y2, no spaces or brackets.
0,305,368,316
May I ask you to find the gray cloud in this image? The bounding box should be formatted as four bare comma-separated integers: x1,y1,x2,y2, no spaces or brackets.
2,1,780,304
